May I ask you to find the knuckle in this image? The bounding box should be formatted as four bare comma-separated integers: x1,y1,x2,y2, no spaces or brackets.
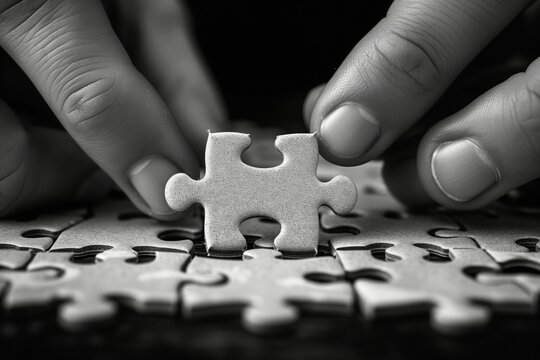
59,67,122,134
369,28,445,96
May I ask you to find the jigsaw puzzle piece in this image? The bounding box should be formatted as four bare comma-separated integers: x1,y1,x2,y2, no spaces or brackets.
182,248,353,334
334,244,533,334
434,208,540,252
0,209,85,251
0,249,33,270
50,200,201,258
325,209,476,252
0,249,34,301
477,250,540,304
206,132,253,173
166,132,357,257
3,247,222,329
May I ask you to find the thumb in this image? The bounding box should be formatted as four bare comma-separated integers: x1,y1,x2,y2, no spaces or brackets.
0,0,198,219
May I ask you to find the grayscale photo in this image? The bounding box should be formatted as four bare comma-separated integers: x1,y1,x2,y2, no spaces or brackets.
0,1,539,359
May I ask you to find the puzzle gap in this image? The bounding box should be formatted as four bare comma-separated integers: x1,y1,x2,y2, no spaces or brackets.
125,253,157,264
69,246,114,264
117,212,151,221
500,265,540,275
515,238,539,252
158,229,202,241
382,211,406,220
303,273,344,283
21,229,57,239
370,248,390,262
369,303,434,320
323,226,360,235
414,244,451,262
421,252,452,263
348,269,389,283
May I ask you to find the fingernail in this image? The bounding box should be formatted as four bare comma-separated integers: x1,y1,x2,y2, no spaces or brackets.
320,103,380,158
128,157,180,216
432,139,500,202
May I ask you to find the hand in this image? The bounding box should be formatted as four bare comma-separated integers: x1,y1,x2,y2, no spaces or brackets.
305,0,540,210
0,0,226,219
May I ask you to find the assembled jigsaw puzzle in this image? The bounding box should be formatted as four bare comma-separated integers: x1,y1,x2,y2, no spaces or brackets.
0,127,539,341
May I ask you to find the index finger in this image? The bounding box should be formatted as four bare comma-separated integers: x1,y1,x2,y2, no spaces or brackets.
0,0,198,219
309,0,532,166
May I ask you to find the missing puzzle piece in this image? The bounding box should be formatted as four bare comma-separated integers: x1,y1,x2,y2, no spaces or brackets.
166,132,357,257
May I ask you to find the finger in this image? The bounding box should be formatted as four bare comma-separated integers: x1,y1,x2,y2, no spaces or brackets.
116,0,228,159
309,0,532,166
417,58,540,210
303,84,325,129
0,99,112,216
0,0,198,219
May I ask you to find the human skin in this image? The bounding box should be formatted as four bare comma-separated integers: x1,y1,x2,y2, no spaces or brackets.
0,0,227,219
305,0,540,210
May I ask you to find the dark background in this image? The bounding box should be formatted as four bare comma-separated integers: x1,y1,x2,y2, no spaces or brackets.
187,1,391,127
186,1,540,129
1,3,540,358
1,1,539,132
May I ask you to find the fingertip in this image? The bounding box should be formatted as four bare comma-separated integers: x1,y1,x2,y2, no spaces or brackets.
318,103,381,165
127,156,183,219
